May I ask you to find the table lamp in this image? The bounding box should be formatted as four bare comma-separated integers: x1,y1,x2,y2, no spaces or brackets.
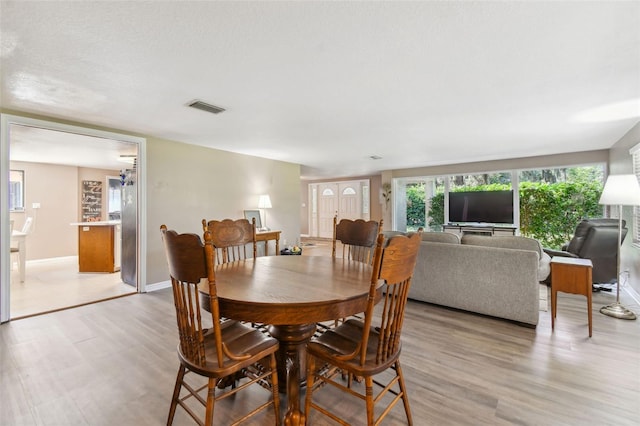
258,194,272,231
598,174,640,320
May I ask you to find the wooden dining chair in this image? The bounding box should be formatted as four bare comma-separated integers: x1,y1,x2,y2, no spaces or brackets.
318,216,383,335
201,218,257,264
202,217,267,332
304,232,422,426
160,225,281,426
332,216,383,265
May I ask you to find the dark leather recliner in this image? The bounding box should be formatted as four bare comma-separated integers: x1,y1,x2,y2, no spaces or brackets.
543,218,627,285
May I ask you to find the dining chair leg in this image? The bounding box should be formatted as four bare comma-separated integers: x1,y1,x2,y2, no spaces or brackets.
396,361,413,425
304,354,317,423
365,376,375,426
269,353,282,426
205,377,216,426
167,365,185,425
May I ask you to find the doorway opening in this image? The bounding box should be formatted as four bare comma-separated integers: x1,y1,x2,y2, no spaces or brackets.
1,114,147,322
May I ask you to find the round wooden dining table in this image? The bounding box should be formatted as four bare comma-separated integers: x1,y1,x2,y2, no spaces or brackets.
199,255,380,426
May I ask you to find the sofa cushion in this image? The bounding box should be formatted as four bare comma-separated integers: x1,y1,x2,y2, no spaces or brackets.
421,232,460,244
461,234,540,255
461,235,550,281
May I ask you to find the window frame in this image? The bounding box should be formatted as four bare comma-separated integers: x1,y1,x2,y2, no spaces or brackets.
631,143,640,246
9,169,24,212
392,164,605,238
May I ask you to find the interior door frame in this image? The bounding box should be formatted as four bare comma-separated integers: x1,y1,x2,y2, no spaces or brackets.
0,114,147,323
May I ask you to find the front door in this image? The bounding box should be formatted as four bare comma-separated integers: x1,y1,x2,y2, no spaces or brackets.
338,182,360,220
318,183,338,238
309,179,370,238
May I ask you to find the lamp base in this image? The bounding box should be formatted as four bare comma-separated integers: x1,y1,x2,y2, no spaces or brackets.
600,303,637,320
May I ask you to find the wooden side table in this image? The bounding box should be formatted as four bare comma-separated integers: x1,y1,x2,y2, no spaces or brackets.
551,257,593,337
256,230,281,256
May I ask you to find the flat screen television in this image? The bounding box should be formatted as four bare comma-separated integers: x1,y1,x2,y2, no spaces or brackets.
448,190,514,224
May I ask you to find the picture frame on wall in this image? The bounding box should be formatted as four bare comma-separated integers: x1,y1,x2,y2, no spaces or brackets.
82,180,103,221
243,209,262,229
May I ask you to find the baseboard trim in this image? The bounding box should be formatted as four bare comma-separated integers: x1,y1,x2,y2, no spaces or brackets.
25,255,77,265
145,280,171,292
623,284,640,306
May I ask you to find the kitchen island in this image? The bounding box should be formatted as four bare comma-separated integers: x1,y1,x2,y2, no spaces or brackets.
70,221,121,273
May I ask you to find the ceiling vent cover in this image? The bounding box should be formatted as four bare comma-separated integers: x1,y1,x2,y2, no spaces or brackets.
188,100,226,114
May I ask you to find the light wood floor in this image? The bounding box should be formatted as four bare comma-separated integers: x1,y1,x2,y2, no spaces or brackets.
2,241,639,425
8,239,331,320
9,256,135,319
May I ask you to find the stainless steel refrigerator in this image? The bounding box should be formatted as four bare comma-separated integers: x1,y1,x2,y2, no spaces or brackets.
120,166,137,286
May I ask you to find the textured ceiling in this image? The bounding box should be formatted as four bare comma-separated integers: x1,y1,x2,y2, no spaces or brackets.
1,1,639,179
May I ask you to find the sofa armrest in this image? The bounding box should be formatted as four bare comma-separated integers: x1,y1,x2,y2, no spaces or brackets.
538,251,551,282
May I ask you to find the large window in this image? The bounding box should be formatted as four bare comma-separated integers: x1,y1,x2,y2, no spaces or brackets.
447,172,515,226
518,165,604,248
393,178,441,232
393,165,605,248
395,173,513,232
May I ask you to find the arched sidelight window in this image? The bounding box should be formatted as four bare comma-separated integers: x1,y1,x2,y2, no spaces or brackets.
342,187,356,195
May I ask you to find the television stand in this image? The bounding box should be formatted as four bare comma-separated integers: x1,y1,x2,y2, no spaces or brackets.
443,224,517,237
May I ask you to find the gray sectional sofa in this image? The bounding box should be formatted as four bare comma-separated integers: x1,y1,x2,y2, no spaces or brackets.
403,231,550,327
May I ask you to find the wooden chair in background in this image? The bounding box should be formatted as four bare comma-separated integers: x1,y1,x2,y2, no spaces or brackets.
160,225,281,426
304,232,422,425
201,218,257,264
319,216,383,334
332,216,382,264
202,217,266,332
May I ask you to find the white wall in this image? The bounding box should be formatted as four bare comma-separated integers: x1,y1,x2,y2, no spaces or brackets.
608,121,640,295
9,161,79,260
2,109,301,288
391,150,609,178
9,162,123,260
145,137,301,284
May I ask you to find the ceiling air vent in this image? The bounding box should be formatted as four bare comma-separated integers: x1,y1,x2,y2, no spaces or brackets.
188,100,226,114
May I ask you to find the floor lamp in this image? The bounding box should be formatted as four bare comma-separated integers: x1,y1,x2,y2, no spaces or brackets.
598,174,640,320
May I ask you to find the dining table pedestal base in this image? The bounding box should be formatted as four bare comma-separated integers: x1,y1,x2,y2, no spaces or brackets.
268,323,316,426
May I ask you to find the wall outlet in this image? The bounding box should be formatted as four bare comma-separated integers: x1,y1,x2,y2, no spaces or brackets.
32,202,41,209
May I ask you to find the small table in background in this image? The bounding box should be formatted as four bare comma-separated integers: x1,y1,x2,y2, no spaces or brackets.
551,257,594,337
256,230,280,256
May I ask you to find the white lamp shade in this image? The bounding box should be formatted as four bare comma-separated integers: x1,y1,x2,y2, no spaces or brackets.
599,174,640,206
258,194,272,209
